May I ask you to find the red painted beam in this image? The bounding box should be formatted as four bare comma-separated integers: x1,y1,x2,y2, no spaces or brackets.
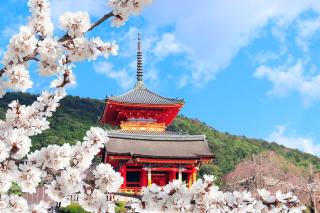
136,158,198,164
99,100,183,126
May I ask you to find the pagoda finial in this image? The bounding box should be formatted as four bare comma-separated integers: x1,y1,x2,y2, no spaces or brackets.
136,33,144,86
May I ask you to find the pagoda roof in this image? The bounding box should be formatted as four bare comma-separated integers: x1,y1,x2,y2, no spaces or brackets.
107,83,184,105
106,130,214,159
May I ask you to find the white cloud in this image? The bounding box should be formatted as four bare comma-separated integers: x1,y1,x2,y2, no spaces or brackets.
142,0,320,86
153,33,184,58
1,15,26,40
253,51,279,64
93,61,135,90
252,12,320,106
2,26,19,39
177,75,188,88
254,59,320,106
267,125,320,156
296,17,320,52
0,48,3,58
50,0,107,24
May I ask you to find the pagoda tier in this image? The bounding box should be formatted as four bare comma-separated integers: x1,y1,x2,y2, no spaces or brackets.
104,130,214,194
99,84,184,127
99,33,184,129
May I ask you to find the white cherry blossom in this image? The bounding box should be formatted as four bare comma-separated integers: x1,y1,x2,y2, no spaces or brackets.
38,38,62,76
258,188,276,203
78,188,111,213
2,26,37,66
30,201,50,213
17,163,43,193
46,180,71,207
134,175,305,213
40,144,72,170
108,0,153,27
7,195,29,212
60,11,91,38
4,128,32,159
28,0,53,36
93,164,124,192
4,64,33,92
0,142,9,162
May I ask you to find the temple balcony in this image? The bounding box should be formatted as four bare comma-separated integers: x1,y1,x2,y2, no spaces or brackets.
120,121,166,132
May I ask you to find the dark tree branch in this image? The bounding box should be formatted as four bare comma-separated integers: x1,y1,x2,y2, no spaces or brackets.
58,11,114,42
87,11,114,32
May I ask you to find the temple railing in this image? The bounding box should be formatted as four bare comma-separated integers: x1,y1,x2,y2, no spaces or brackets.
120,121,165,131
119,187,142,194
68,193,116,203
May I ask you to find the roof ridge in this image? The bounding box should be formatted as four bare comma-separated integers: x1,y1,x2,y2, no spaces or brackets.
107,84,184,105
107,130,206,141
143,87,184,102
107,87,136,99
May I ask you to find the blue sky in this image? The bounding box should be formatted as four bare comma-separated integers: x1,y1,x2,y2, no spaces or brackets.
1,0,320,156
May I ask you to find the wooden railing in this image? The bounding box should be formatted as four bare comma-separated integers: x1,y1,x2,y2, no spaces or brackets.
120,121,165,131
68,193,116,203
119,187,142,194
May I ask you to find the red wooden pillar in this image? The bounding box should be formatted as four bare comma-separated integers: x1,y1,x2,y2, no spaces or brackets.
120,164,127,188
169,169,176,182
187,170,192,188
192,167,197,184
140,169,147,187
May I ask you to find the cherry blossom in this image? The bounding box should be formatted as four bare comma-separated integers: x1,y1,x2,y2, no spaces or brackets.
3,64,33,92
133,175,305,213
108,0,153,27
0,161,18,193
6,195,29,212
0,142,9,162
78,188,113,213
30,201,50,213
2,26,37,66
60,11,91,38
38,38,62,76
4,128,32,159
93,164,124,192
28,0,53,37
17,163,43,193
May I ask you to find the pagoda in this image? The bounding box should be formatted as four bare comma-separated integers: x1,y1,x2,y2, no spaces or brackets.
99,34,214,194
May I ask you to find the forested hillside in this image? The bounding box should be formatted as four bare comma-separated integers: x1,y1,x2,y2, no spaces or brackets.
1,92,319,184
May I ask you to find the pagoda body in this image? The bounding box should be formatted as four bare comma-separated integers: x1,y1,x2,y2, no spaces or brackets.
100,34,214,194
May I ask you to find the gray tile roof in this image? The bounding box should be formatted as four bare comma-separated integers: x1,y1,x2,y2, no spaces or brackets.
106,130,214,159
107,83,184,105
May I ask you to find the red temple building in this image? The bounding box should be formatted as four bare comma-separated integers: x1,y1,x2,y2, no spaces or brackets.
99,34,214,194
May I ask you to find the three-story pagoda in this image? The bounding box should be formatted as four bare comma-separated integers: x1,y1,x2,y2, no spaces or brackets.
99,34,214,194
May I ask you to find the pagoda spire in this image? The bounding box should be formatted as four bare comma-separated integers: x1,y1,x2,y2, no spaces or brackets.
136,33,144,87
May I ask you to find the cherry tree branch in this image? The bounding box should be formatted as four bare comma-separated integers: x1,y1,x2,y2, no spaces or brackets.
58,11,114,42
0,11,114,77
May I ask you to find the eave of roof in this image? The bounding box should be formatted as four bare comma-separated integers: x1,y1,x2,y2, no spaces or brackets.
107,130,206,141
107,84,184,105
105,131,214,159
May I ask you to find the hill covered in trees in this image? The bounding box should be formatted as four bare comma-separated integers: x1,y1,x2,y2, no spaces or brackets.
0,92,319,184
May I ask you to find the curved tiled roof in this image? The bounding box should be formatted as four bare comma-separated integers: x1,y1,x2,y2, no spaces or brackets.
107,130,204,140
107,83,184,105
106,130,214,159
